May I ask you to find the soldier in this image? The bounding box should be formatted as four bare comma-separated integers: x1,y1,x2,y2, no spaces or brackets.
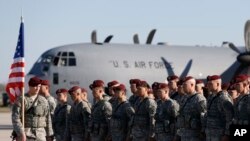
175,76,206,141
53,88,71,141
128,79,141,107
80,87,92,108
40,79,57,118
167,75,179,99
205,75,234,141
195,79,205,95
151,82,160,100
155,83,179,141
107,80,120,106
130,80,157,141
227,83,238,104
12,76,53,141
88,80,112,141
68,86,91,141
110,84,135,141
233,74,250,126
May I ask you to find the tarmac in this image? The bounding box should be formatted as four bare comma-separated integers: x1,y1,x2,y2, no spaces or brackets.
0,107,13,140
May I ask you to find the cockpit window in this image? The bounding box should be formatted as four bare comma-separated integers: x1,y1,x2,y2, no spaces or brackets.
53,51,76,66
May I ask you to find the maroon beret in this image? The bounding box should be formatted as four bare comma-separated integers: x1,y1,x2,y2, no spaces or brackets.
196,79,204,85
136,80,150,88
41,79,50,86
207,75,221,81
113,84,126,91
89,80,105,90
129,79,141,85
28,76,41,87
157,83,168,89
56,88,68,94
68,86,81,94
227,84,236,91
235,74,248,83
222,83,230,90
177,78,184,86
183,76,194,82
151,82,159,90
81,87,87,93
167,75,179,81
107,80,119,88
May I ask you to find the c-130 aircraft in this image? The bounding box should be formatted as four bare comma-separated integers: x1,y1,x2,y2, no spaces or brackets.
25,20,250,99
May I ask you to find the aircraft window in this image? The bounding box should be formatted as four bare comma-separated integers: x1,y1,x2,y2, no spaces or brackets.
62,52,68,57
69,52,75,57
43,65,49,72
61,58,67,66
57,52,61,56
69,58,76,66
42,55,53,63
53,57,59,66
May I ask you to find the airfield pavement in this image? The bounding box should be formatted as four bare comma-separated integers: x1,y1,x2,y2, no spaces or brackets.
0,107,13,140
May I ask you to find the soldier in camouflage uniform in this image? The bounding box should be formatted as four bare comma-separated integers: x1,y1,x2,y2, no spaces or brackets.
233,74,250,126
88,80,112,141
176,76,206,141
12,77,53,141
52,88,71,141
128,79,141,107
68,86,91,141
40,79,57,118
130,80,157,141
167,75,179,99
107,80,120,106
155,83,179,141
205,75,234,141
110,84,135,141
195,80,205,96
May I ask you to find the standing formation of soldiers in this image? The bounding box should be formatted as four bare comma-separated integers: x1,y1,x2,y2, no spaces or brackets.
11,74,250,141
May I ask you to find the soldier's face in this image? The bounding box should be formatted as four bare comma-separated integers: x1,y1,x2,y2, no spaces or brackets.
228,90,238,100
57,92,67,102
235,82,245,93
92,87,103,99
137,86,147,97
157,89,166,99
169,80,178,90
29,84,41,95
130,84,137,94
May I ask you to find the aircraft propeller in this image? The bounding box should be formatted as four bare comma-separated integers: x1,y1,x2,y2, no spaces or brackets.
91,30,113,44
222,20,250,76
161,57,193,78
133,29,156,44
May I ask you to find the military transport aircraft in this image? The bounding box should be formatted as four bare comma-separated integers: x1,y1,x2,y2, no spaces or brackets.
25,20,250,99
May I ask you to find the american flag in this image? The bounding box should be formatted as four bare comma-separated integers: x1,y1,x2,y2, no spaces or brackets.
5,18,25,103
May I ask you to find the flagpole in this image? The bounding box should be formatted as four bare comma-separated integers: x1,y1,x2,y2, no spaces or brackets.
21,15,25,130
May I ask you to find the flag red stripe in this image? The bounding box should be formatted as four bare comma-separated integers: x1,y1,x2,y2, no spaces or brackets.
11,62,25,69
6,82,25,88
8,72,25,78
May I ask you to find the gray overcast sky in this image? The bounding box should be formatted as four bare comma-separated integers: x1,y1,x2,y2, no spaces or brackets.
1,0,250,83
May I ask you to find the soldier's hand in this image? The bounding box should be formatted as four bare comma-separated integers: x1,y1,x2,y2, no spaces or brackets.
17,132,26,141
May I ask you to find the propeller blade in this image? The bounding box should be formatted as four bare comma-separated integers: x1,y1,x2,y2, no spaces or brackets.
146,29,156,44
161,57,175,76
228,42,241,54
91,30,97,44
234,64,247,79
220,61,241,83
104,35,113,43
133,34,140,44
180,59,193,78
244,20,250,52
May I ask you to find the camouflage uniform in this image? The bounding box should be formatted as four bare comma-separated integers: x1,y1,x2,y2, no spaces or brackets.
128,94,139,108
131,97,157,141
155,99,179,141
12,94,53,141
52,102,71,141
205,91,234,141
89,100,112,141
110,101,135,141
46,95,57,117
233,94,250,125
177,93,206,141
69,100,91,141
